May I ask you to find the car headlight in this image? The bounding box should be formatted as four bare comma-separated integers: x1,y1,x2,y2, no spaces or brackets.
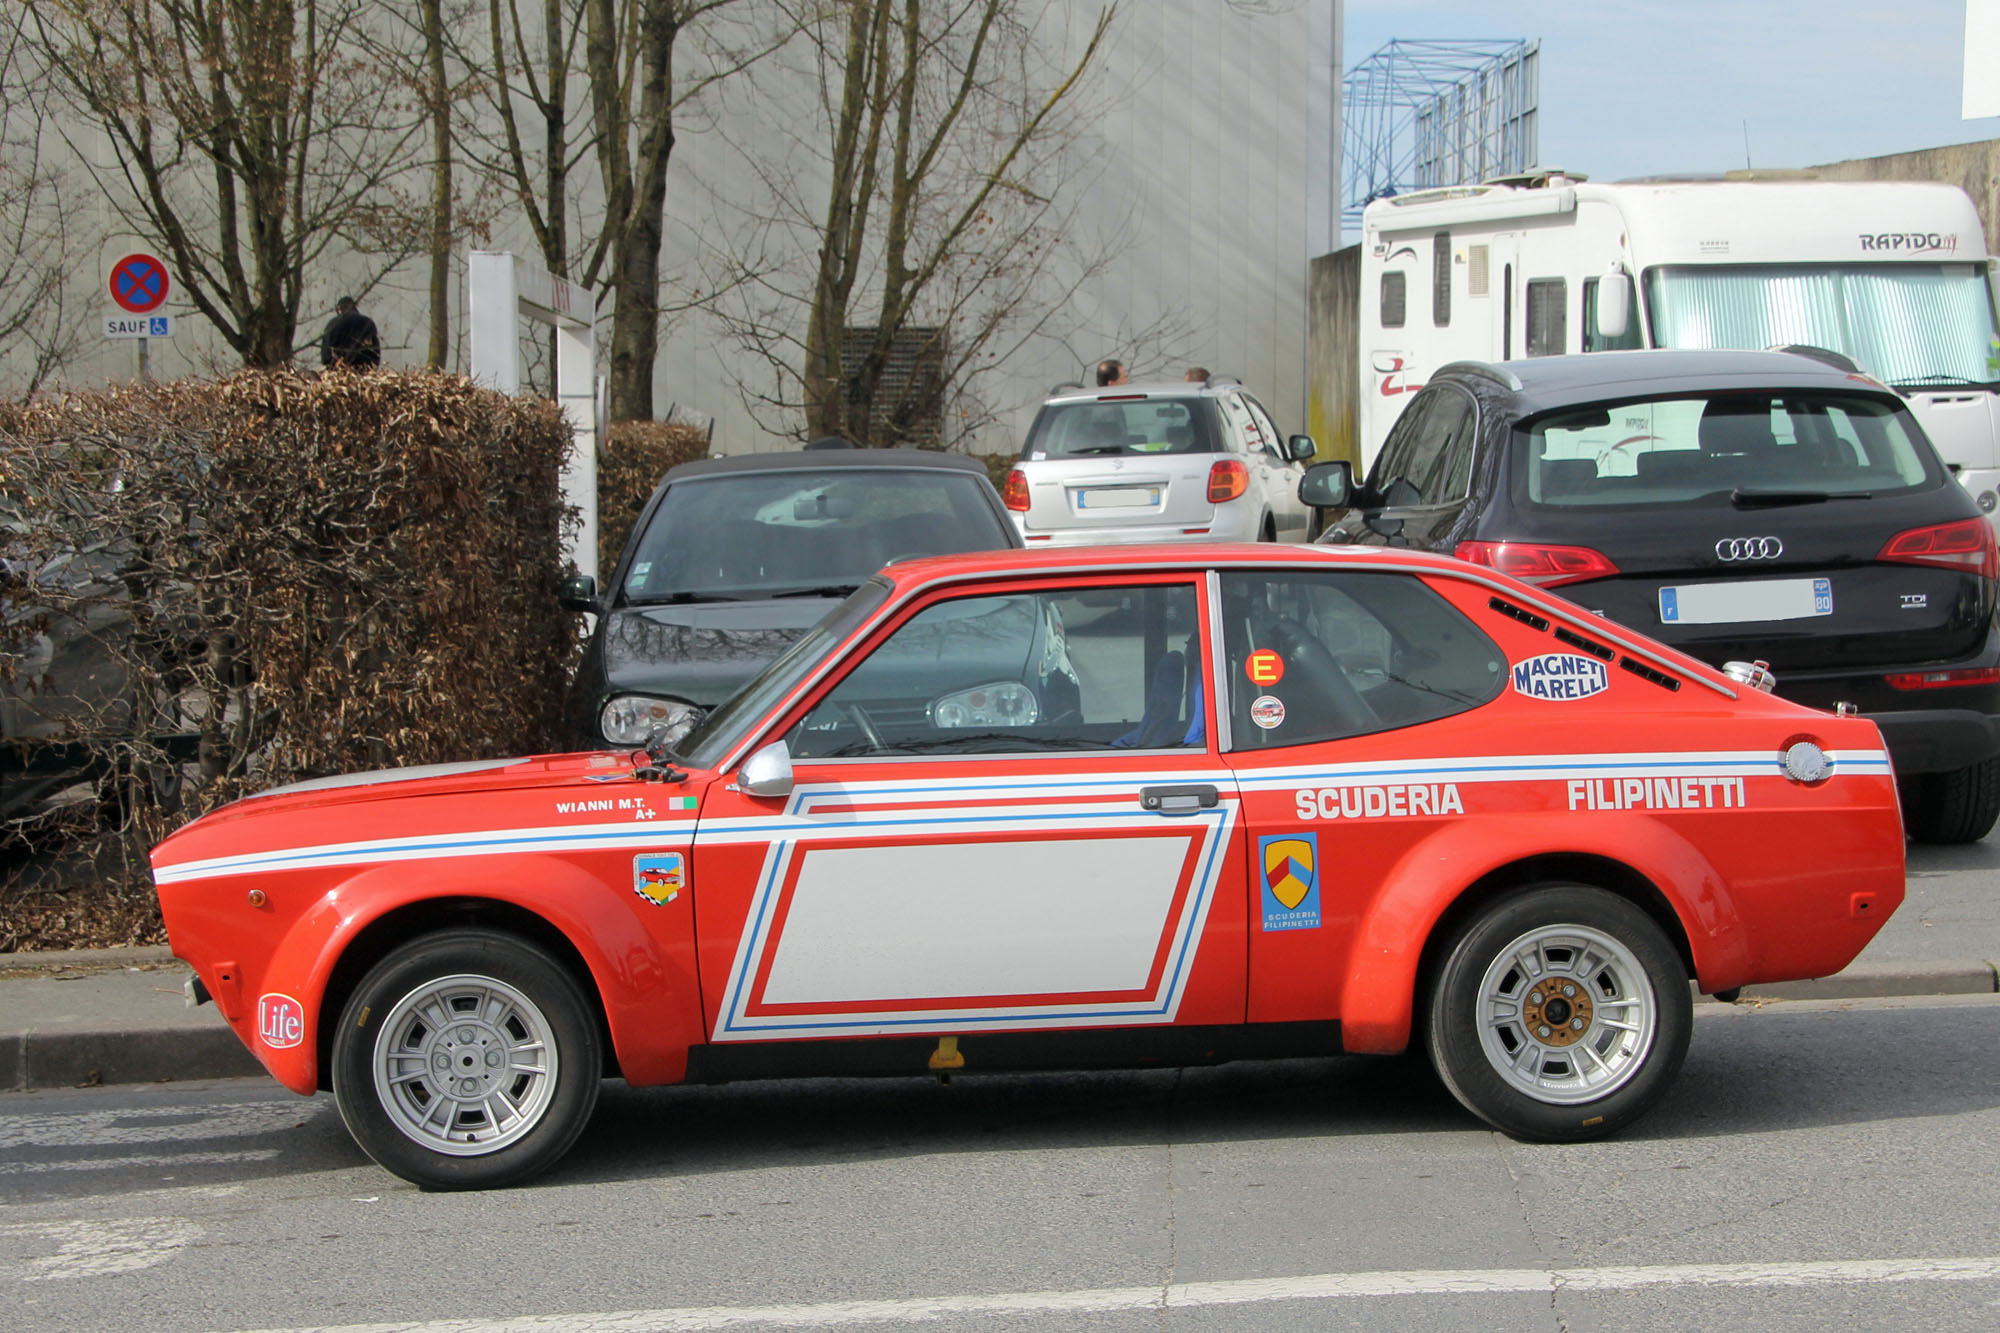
930,680,1039,729
599,695,702,747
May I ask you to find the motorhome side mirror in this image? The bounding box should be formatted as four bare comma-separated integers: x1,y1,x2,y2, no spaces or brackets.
1286,433,1318,463
1298,460,1355,510
557,573,599,613
1596,270,1633,340
738,739,794,798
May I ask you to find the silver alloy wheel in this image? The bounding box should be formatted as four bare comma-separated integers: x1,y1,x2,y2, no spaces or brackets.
1474,923,1657,1105
372,972,560,1156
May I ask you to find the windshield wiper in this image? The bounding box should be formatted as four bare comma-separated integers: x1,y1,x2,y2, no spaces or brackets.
768,583,862,599
625,590,745,605
1063,444,1127,456
819,731,1109,757
1890,373,1996,389
1730,487,1872,508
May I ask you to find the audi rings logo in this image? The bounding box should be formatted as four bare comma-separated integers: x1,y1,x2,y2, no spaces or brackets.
1716,536,1783,561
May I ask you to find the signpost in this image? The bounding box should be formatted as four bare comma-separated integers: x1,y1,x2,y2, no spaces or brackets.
107,251,172,379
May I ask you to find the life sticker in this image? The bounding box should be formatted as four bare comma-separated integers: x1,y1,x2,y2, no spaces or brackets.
633,852,686,906
1259,833,1320,931
1250,694,1286,729
256,993,305,1049
1246,649,1286,687
1510,652,1609,701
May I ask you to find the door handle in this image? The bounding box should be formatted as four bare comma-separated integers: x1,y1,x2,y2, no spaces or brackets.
1139,784,1219,815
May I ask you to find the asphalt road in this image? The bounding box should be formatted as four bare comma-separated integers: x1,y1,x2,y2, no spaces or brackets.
3,991,1997,1333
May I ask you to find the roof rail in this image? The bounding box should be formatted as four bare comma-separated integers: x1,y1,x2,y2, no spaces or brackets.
1049,380,1085,394
1204,373,1242,387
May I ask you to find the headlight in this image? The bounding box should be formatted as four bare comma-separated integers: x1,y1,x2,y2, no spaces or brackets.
930,680,1039,728
599,695,701,747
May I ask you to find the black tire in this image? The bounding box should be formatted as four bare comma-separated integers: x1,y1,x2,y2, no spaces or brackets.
1424,884,1691,1142
1898,756,2000,845
1260,516,1277,542
333,929,602,1190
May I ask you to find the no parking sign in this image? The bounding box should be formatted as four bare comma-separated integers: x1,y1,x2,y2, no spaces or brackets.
109,253,169,314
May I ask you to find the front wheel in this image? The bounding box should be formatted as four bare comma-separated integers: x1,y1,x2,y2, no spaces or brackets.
333,929,602,1190
1899,756,2000,844
1425,885,1691,1142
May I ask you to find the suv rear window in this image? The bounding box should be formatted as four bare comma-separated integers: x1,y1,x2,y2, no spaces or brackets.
1515,392,1942,507
1024,397,1220,458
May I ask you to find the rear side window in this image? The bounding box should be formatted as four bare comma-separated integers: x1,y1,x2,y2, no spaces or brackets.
1368,386,1476,506
1381,271,1407,327
1219,570,1504,749
1517,392,1941,507
1024,397,1219,459
1526,278,1567,356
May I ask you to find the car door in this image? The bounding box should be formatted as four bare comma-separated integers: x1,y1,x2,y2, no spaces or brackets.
1211,565,1509,1023
688,572,1248,1046
1242,394,1309,539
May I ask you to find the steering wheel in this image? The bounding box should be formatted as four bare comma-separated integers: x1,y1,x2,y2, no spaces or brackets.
842,702,885,751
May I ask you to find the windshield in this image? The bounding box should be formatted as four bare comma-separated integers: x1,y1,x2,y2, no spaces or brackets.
1023,397,1219,458
1644,263,2000,387
621,468,1008,603
1515,391,1941,508
676,580,892,770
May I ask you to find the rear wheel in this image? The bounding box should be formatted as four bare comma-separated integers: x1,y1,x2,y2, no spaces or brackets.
1425,885,1691,1142
333,929,601,1190
1899,757,2000,844
1260,516,1277,542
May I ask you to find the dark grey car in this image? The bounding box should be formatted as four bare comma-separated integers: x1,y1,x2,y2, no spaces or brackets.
560,450,1022,750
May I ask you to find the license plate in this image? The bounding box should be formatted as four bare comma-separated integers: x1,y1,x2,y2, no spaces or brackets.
1077,486,1159,509
1658,578,1833,625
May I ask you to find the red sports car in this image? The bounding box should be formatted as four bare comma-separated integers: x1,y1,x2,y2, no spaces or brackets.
152,544,1904,1188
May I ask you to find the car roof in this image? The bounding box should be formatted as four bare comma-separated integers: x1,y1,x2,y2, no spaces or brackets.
876,541,1471,590
662,448,991,482
1436,349,1899,415
1040,381,1243,406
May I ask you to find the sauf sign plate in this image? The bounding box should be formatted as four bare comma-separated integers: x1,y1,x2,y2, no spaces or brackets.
1511,652,1608,701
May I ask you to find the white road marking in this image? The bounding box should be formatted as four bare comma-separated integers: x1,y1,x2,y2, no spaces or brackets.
0,1100,306,1150
220,1255,2000,1331
0,1217,199,1282
0,1148,282,1175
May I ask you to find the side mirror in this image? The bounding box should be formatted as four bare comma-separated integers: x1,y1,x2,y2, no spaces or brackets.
1298,460,1355,510
738,739,794,798
1286,433,1318,463
557,573,599,613
1595,268,1633,340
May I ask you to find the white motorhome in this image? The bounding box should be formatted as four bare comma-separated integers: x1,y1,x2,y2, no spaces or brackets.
1352,173,2000,515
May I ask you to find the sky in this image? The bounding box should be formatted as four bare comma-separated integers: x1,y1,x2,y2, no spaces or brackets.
1344,0,2000,189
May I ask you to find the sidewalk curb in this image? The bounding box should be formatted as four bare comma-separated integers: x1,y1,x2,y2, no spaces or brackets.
2,950,1995,1094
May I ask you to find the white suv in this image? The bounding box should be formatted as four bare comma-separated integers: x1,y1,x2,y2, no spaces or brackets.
1003,378,1318,546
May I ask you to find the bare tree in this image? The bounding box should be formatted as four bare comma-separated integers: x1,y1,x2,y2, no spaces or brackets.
0,11,91,396
31,1,430,368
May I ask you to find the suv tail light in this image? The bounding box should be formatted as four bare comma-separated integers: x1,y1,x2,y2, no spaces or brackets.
1876,518,1999,580
1207,459,1249,504
1003,468,1031,512
1886,665,2000,690
1454,540,1620,588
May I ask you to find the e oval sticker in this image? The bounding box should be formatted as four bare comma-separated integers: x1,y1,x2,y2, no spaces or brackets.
1511,652,1609,702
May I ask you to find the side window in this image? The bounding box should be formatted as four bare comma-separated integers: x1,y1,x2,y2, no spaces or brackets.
1229,393,1270,454
1381,271,1407,328
1526,278,1567,357
788,583,1205,758
1244,396,1284,457
1432,231,1452,326
1581,277,1643,352
1219,570,1505,749
1420,387,1479,502
1369,388,1449,506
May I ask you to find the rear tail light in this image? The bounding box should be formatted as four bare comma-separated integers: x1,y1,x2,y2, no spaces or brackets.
1003,468,1031,512
1885,665,2000,690
1877,518,1999,580
1454,540,1620,588
1207,459,1249,503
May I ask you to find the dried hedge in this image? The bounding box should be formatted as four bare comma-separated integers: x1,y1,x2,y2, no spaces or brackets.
1,370,577,944
596,420,710,573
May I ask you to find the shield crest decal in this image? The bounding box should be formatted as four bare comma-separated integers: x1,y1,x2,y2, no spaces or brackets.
632,852,685,906
1259,833,1320,931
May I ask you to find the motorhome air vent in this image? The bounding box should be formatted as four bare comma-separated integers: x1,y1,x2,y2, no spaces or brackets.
1467,245,1490,296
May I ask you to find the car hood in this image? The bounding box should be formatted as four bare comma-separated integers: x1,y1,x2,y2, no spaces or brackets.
598,598,840,707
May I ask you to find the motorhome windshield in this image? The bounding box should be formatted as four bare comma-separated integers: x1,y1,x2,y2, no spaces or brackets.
1644,263,1999,388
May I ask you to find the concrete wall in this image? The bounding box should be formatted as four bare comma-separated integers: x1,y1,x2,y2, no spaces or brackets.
1788,139,2000,255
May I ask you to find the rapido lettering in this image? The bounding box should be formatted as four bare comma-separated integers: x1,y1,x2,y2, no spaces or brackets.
1295,783,1464,821
1511,653,1609,701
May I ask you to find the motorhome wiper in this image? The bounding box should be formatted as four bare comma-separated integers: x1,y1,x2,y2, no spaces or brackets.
1730,487,1871,508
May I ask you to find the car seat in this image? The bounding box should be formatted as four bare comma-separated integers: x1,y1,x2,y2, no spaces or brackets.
1270,617,1378,738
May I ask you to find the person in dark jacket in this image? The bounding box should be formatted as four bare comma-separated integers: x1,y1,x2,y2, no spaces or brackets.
320,296,381,369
